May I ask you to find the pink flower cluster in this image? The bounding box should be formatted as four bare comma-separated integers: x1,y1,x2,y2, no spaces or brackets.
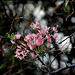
24,33,43,50
11,21,58,60
15,45,38,60
29,21,58,48
15,46,29,60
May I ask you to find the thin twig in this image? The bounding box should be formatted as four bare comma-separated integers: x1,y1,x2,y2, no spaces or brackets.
51,64,75,74
8,59,15,75
50,39,70,67
50,32,75,50
66,10,74,21
3,69,11,75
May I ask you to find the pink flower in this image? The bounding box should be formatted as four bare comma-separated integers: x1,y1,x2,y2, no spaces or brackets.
10,33,21,44
13,33,21,40
24,33,37,42
15,49,23,60
15,46,29,60
17,46,21,49
24,33,37,50
28,44,33,50
52,33,58,39
45,25,50,32
46,34,51,43
35,21,42,29
24,33,44,49
53,26,58,32
11,40,15,44
30,23,37,29
30,21,42,30
47,43,51,48
38,29,46,36
21,51,27,57
35,33,44,46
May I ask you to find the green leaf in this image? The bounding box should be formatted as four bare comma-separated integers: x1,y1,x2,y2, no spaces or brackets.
6,33,8,35
2,12,5,15
0,64,6,69
11,33,15,37
7,33,15,40
64,0,69,12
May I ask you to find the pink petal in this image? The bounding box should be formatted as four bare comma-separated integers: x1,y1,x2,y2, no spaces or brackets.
11,40,15,44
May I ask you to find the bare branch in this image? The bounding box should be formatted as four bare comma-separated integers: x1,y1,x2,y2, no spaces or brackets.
51,64,75,74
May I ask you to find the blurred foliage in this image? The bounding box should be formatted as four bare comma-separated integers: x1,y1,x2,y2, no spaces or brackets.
0,0,11,35
0,64,6,69
41,1,51,10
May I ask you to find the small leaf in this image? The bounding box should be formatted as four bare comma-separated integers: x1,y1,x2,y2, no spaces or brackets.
2,12,5,15
6,33,8,35
0,64,6,69
64,0,69,12
7,33,14,40
11,33,15,37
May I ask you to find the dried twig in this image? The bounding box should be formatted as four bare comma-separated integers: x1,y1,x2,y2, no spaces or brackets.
50,32,75,50
51,64,75,74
